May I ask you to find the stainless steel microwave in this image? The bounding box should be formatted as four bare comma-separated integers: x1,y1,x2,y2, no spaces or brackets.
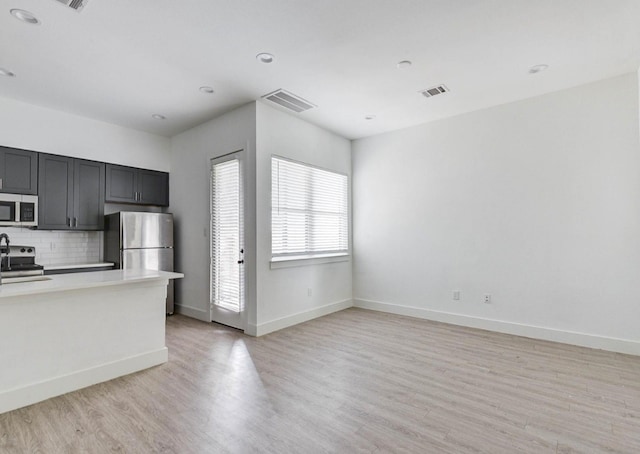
0,193,38,227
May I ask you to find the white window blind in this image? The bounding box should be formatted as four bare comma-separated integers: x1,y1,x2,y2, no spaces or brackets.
272,156,348,258
211,158,243,312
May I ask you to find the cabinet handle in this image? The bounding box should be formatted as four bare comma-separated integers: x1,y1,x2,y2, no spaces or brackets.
67,217,71,227
74,217,78,228
0,178,3,189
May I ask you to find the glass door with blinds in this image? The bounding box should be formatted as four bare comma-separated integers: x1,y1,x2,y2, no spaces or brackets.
210,153,244,330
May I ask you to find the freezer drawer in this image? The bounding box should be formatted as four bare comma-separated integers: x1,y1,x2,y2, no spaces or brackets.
122,248,173,272
122,248,174,314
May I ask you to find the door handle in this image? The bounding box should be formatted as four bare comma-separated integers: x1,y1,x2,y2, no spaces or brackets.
237,260,244,264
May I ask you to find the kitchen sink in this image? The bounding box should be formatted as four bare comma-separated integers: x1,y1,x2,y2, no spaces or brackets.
2,276,52,285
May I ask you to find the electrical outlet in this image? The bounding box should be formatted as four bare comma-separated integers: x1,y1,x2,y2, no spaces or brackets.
453,290,461,301
484,294,492,304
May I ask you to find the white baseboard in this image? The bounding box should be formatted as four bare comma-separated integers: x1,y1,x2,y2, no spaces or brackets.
0,348,168,415
174,303,210,322
353,298,640,356
250,299,353,337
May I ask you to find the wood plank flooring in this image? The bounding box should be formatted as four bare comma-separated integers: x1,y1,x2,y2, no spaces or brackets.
1,308,640,453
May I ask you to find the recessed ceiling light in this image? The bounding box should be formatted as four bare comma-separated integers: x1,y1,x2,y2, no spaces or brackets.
365,115,376,120
10,9,40,25
529,64,549,74
152,114,166,120
397,60,412,69
256,53,275,64
199,86,214,94
0,68,16,77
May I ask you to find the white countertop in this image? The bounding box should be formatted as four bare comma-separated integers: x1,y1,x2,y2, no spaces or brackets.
0,269,183,299
45,262,115,271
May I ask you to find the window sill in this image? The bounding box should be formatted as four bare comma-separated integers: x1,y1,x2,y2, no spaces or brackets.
270,253,350,269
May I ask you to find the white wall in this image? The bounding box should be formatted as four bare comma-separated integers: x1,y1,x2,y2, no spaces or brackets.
0,96,170,171
170,103,257,323
352,73,640,354
254,102,352,335
169,101,351,334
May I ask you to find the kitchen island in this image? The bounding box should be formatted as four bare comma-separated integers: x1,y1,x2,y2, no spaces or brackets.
0,269,183,414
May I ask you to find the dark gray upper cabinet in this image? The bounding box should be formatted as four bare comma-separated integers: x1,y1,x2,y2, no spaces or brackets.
0,146,38,195
38,154,105,230
74,159,106,230
105,165,137,203
106,164,169,206
38,154,73,230
138,169,169,206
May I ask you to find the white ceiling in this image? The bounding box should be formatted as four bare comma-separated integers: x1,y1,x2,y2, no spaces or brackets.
1,0,640,140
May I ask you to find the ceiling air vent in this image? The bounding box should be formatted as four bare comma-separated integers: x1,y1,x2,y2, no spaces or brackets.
420,85,449,98
262,89,316,113
54,0,89,12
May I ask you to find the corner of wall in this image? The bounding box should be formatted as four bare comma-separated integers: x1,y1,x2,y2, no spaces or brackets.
168,102,258,323
253,103,353,329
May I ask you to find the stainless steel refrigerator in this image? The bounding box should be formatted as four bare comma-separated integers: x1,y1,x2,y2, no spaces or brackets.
104,212,175,314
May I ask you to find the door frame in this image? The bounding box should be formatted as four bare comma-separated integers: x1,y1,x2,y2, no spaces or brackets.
209,150,246,330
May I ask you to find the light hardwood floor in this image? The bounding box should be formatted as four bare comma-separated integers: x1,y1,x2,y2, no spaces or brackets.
1,308,639,453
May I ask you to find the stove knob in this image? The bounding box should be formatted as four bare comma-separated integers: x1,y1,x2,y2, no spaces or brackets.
27,248,33,253
20,248,26,253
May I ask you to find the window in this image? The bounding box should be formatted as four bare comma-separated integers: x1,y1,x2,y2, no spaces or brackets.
271,156,348,260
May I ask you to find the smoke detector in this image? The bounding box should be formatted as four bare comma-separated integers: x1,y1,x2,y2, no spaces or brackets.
262,89,316,113
53,0,89,12
419,85,450,98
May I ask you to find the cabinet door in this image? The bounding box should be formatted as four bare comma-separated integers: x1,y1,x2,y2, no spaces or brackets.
0,147,38,195
138,170,169,206
105,164,137,203
74,159,105,230
38,154,74,230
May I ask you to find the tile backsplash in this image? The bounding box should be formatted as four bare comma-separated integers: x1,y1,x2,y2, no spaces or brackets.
0,227,102,266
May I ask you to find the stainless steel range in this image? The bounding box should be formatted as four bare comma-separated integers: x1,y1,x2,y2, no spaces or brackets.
0,245,44,278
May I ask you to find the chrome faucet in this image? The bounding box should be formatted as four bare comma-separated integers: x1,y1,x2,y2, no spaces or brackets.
0,233,9,285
